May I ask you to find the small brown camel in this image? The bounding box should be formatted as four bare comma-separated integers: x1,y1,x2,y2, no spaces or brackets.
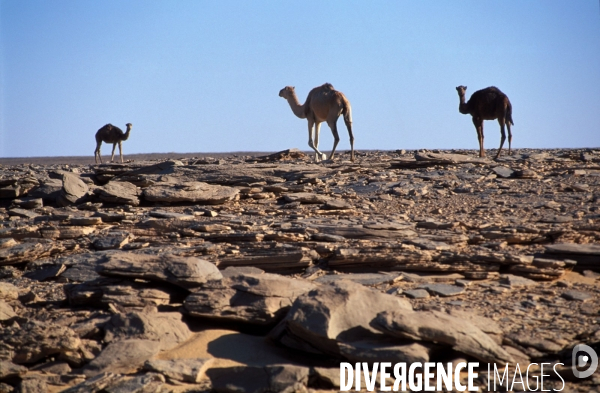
456,86,514,159
279,83,354,162
94,123,132,164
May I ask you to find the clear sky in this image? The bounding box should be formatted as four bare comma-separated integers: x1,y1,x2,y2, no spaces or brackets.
1,1,599,158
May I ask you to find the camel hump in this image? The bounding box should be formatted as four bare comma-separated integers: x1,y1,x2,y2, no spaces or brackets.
321,83,335,90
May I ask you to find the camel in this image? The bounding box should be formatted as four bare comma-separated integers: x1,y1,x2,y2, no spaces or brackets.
279,83,354,162
456,86,514,159
94,123,132,164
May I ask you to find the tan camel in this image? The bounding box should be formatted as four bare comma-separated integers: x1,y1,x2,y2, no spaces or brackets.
456,86,514,159
94,123,132,164
279,83,355,162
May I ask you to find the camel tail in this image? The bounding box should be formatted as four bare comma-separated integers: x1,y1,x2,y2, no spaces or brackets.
507,102,514,126
342,96,352,125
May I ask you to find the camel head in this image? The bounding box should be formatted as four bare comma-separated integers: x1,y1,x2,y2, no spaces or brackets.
126,123,133,130
278,86,295,99
456,86,467,97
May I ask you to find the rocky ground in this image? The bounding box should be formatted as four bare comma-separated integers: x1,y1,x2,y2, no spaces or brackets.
0,148,599,392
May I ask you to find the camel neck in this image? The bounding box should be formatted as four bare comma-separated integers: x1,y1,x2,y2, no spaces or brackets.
285,92,306,119
458,95,470,115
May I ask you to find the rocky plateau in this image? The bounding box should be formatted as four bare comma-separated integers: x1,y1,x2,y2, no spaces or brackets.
0,147,599,392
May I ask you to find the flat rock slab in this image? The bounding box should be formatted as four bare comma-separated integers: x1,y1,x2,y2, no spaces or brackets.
184,272,316,325
315,272,402,287
69,216,103,226
97,251,222,289
373,309,513,364
40,226,96,239
251,148,307,163
65,277,172,308
216,250,315,273
104,311,192,351
415,152,490,164
499,274,537,287
561,290,594,302
95,181,140,206
418,283,465,297
207,364,310,393
312,233,347,242
492,166,515,178
144,358,213,383
545,243,600,255
363,222,415,231
538,215,573,223
83,339,160,377
407,238,452,251
416,221,457,230
0,360,28,379
316,225,417,240
149,210,195,220
143,182,239,204
283,192,330,204
323,199,354,210
220,266,265,277
403,289,430,299
93,211,127,222
7,208,40,219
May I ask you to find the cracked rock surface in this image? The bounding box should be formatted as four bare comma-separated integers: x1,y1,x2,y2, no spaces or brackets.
0,148,598,392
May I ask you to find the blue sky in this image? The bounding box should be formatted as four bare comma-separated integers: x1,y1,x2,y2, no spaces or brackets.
1,1,599,158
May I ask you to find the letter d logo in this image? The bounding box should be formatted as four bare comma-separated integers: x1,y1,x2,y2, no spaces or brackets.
572,344,598,379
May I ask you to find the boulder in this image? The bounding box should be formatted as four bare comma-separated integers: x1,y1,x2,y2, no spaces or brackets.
269,280,429,363
184,272,316,325
104,311,192,351
82,339,160,377
97,251,222,289
57,172,88,206
143,181,239,204
95,181,140,206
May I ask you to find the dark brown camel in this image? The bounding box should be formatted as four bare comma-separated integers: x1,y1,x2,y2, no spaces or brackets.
456,86,514,158
94,123,132,164
279,83,355,162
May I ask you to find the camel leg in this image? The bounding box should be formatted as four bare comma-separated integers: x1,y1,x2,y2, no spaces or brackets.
110,143,117,163
314,122,321,161
343,115,354,162
473,118,485,157
495,119,506,159
118,141,123,163
327,118,341,161
307,120,325,162
507,121,513,155
94,142,102,164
